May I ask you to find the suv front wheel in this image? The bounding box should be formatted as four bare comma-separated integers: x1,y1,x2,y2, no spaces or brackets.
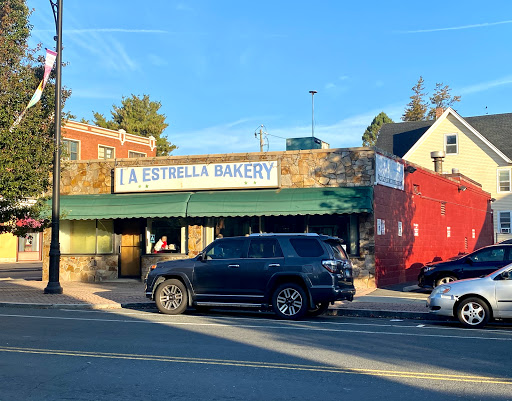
155,279,188,315
272,283,308,320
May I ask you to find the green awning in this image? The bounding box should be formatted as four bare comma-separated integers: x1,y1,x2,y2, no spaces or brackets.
55,192,192,220
186,187,373,217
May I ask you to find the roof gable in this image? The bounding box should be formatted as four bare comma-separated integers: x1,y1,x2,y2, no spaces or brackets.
377,108,512,162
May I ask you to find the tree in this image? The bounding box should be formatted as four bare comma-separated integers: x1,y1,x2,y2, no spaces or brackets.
0,0,71,235
362,112,393,146
93,94,175,156
426,83,461,120
402,76,428,121
402,76,461,121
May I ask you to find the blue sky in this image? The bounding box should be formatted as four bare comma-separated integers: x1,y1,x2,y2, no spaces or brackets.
27,0,512,156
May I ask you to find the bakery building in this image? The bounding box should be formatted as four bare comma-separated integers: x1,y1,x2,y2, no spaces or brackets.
42,147,493,288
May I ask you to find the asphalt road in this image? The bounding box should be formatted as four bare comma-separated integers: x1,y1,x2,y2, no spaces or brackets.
0,264,41,281
0,307,511,401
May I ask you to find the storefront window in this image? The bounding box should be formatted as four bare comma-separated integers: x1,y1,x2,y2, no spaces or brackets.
60,219,113,254
148,218,187,254
18,232,40,252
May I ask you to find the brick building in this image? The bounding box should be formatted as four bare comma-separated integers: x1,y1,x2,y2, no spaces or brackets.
61,120,157,160
42,148,493,288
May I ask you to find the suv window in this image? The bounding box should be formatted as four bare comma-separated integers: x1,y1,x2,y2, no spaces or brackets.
469,247,505,262
325,240,348,260
289,238,324,257
205,239,244,260
248,238,283,258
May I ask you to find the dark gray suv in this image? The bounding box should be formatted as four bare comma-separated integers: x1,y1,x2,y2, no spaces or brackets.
145,233,355,320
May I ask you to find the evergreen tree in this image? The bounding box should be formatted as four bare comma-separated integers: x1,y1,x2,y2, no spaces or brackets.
93,94,175,156
0,0,70,235
362,112,393,146
427,83,461,120
402,76,428,121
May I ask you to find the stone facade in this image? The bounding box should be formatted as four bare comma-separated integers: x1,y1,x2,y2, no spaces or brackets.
44,148,377,287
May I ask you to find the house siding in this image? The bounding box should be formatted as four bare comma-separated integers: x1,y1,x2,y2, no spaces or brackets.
405,114,512,241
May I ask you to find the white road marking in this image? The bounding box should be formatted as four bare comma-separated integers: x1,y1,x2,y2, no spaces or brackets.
0,312,510,341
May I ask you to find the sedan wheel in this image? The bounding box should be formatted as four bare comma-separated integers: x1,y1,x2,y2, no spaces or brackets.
456,297,490,329
155,279,188,315
272,283,307,320
435,275,457,287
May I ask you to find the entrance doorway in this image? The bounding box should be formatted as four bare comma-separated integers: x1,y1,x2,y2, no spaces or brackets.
119,220,142,277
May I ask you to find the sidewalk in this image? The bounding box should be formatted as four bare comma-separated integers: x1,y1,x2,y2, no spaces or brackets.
0,276,438,320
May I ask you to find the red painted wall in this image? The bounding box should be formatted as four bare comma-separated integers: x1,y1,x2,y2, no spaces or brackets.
62,121,157,160
374,164,494,287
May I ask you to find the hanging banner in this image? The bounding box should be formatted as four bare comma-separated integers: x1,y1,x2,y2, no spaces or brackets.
10,49,57,131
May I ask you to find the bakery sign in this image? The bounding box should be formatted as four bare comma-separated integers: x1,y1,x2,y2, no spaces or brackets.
114,161,280,193
375,154,404,191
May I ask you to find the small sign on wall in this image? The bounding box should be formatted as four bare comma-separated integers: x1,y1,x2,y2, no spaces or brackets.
447,227,451,238
413,223,419,237
377,219,386,235
472,229,476,239
398,221,403,237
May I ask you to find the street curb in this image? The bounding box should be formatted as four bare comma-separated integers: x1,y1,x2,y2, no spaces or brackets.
0,301,450,321
326,308,451,321
0,301,155,310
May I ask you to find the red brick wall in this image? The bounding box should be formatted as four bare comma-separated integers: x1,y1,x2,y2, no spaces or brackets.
374,165,494,287
62,121,157,160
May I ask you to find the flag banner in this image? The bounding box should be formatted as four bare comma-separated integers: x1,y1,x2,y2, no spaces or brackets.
26,49,57,110
9,49,58,131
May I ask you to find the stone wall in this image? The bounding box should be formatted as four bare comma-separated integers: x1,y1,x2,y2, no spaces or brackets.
58,148,375,195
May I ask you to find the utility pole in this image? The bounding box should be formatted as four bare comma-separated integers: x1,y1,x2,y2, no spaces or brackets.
309,90,317,137
45,0,63,294
259,127,264,152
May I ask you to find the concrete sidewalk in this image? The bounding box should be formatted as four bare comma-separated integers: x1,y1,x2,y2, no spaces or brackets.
0,276,437,320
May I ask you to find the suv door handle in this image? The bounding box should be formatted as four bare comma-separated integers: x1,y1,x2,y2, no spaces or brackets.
268,264,280,267
228,264,240,268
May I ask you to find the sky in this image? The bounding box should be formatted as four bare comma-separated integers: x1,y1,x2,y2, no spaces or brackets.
26,0,512,156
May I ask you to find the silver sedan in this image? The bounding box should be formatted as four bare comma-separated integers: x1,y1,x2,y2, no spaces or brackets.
427,264,512,328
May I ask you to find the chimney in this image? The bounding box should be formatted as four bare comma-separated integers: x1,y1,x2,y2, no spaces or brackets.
435,107,444,119
431,151,446,173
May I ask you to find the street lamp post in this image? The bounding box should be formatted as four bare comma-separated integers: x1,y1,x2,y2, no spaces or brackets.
309,90,317,137
44,0,63,294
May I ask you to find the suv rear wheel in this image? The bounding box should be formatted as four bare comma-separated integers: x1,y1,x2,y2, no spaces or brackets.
272,283,308,320
155,279,188,315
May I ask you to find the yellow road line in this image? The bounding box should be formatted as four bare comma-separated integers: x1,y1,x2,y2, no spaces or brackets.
1,346,510,384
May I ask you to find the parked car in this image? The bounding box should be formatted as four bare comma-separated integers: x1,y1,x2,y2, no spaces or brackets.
145,233,355,320
418,244,512,288
427,264,512,328
499,239,512,244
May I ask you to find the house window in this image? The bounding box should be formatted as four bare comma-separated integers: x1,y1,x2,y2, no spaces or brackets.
499,211,511,234
62,139,79,160
498,169,511,192
60,219,114,254
98,146,115,159
444,134,458,154
128,151,146,158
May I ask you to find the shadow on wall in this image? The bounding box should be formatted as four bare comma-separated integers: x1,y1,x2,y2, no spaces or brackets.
374,182,417,287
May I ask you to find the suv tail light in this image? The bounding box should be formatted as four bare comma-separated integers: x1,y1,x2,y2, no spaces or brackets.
322,260,338,273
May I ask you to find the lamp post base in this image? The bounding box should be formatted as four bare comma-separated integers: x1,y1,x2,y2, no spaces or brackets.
44,282,63,294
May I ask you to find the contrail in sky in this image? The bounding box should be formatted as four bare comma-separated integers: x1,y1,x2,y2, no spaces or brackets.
400,19,512,33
